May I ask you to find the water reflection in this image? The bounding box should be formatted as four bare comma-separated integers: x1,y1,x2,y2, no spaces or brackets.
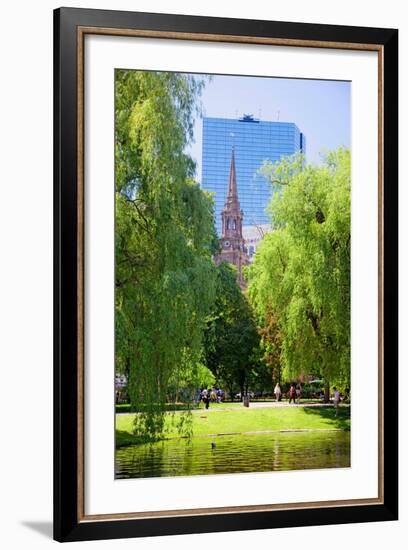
115,431,350,479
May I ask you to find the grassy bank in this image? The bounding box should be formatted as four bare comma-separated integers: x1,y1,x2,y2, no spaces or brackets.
116,405,350,448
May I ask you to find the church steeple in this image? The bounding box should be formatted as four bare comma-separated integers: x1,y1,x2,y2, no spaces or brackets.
226,146,238,204
215,147,249,289
221,147,244,239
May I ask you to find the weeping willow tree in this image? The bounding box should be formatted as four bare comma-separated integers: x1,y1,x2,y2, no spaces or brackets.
115,70,218,441
247,148,351,400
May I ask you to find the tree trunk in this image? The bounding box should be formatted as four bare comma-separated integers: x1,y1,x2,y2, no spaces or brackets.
324,380,330,403
124,357,130,381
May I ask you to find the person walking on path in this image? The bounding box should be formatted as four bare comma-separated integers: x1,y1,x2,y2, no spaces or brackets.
333,387,341,416
296,384,302,404
274,383,282,402
289,384,296,404
201,388,210,410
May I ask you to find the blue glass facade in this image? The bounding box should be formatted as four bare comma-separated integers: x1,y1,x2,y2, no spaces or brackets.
201,116,305,233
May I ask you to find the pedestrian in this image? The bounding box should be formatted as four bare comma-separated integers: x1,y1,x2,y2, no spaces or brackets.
289,383,296,404
333,387,340,416
204,388,211,409
274,383,282,402
296,384,302,404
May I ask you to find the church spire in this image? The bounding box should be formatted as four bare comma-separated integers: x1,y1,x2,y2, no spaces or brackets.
222,146,243,232
226,146,239,206
216,146,249,290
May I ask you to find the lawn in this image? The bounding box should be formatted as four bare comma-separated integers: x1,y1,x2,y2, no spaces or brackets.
116,405,350,447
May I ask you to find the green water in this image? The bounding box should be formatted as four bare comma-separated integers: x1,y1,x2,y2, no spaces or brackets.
115,430,350,479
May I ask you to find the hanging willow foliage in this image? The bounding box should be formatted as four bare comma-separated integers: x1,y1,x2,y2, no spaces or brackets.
115,70,218,441
248,148,351,391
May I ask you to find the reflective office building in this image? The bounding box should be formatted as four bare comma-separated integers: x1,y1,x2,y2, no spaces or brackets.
201,115,305,234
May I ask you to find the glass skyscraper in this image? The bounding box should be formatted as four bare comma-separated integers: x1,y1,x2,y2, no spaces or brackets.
201,115,305,233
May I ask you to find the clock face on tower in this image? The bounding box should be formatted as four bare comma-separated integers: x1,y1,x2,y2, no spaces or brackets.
223,240,231,248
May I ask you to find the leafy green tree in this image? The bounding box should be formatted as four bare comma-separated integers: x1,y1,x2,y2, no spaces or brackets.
258,307,283,386
167,362,215,404
203,262,260,399
248,149,350,400
115,70,218,440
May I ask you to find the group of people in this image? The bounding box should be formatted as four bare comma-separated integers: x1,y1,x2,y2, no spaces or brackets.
196,384,347,413
273,382,347,415
273,383,302,403
199,388,224,409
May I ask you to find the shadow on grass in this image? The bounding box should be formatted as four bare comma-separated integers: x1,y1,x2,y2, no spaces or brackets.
116,403,196,414
115,429,177,448
116,430,136,448
115,430,162,448
302,404,351,430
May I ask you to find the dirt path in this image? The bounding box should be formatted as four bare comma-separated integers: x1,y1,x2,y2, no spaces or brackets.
246,401,348,409
118,402,350,415
194,402,350,412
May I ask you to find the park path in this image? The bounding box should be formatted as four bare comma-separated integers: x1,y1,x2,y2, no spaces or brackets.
245,401,348,409
118,401,350,415
195,402,350,412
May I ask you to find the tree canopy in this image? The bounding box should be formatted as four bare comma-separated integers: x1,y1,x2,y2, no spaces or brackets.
203,262,260,398
115,70,218,439
247,148,351,396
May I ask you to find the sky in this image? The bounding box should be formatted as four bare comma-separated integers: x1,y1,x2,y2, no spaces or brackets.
186,74,350,182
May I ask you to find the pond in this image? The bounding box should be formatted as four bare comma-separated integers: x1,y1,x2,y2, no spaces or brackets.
115,430,350,479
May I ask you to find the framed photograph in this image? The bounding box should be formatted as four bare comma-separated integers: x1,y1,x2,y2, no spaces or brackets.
54,7,398,542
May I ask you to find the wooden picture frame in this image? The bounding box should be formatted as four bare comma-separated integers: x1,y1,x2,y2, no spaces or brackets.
54,7,398,542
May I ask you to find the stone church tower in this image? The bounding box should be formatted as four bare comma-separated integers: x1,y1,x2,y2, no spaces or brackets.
215,147,250,288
